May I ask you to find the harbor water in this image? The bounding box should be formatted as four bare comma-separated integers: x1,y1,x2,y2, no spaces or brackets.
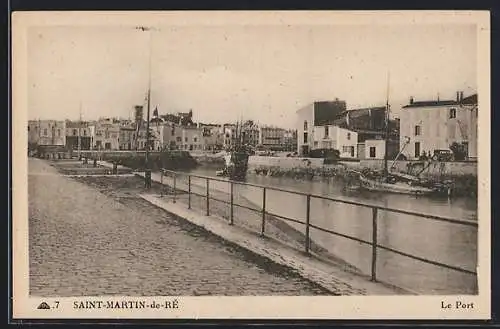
184,165,478,295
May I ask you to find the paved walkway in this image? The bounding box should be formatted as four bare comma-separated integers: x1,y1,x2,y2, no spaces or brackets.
28,158,330,296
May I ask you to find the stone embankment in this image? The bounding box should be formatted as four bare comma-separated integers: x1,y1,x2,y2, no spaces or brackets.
245,156,477,197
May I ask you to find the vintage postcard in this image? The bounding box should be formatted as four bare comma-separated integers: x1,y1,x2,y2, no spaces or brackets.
12,10,490,320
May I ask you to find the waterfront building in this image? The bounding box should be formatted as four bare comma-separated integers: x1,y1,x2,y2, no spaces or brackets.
222,124,237,149
283,129,298,152
399,92,478,160
312,125,358,158
241,120,260,147
119,124,136,150
65,120,91,150
258,126,297,152
28,120,66,147
200,123,224,151
89,118,120,150
296,99,347,155
333,106,399,143
180,125,204,151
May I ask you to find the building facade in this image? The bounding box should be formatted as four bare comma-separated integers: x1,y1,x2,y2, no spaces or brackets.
180,126,204,151
296,99,347,156
28,120,66,146
312,125,358,158
89,119,120,150
399,92,478,160
65,120,91,150
200,124,224,151
119,125,136,150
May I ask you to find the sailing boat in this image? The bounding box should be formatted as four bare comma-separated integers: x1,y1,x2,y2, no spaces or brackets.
353,75,450,196
216,119,250,180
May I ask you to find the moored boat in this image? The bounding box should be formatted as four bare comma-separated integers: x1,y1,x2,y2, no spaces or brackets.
358,174,435,195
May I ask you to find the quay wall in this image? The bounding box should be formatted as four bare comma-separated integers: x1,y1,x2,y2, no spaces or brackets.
355,159,477,178
245,156,477,197
246,156,477,178
248,156,324,169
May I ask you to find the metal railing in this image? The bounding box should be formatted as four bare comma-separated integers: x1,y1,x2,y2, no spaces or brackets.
160,169,478,282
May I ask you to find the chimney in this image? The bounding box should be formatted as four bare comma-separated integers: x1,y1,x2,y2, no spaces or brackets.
409,96,414,105
456,91,460,102
460,91,464,102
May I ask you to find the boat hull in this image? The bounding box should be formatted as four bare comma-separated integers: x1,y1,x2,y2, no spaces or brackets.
359,176,436,195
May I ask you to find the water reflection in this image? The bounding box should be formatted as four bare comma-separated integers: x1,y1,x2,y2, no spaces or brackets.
184,166,478,294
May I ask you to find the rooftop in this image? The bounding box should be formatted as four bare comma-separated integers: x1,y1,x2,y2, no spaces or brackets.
402,100,458,108
402,93,477,109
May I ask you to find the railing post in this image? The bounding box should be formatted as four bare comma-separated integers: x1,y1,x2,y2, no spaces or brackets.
188,175,191,209
206,178,210,216
173,172,176,204
160,170,164,197
371,207,378,282
305,194,311,254
230,181,234,225
261,187,266,236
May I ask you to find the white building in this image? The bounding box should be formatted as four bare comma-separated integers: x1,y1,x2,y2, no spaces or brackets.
399,92,478,160
312,125,358,158
364,139,386,159
295,100,348,156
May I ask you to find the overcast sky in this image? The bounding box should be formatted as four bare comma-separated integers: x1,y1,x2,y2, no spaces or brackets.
27,23,477,128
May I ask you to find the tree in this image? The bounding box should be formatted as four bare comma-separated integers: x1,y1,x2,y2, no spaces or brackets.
449,142,467,161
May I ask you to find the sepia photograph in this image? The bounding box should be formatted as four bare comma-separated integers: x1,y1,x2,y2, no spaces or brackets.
12,11,490,319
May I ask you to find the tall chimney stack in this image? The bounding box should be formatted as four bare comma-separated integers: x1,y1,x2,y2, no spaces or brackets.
460,91,464,102
456,91,460,102
409,96,414,104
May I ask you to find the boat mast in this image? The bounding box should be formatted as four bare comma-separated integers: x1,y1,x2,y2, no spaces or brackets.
384,72,390,176
78,102,82,159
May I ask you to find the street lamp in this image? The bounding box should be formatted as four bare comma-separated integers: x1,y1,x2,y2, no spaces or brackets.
136,26,155,188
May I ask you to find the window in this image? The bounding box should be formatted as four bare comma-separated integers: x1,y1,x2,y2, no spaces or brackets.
28,126,30,132
347,132,351,140
414,142,420,158
73,129,77,136
324,126,329,138
414,125,421,136
449,108,457,119
57,129,61,137
43,128,47,136
184,137,188,142
194,137,198,143
83,130,87,136
105,142,111,150
369,147,376,158
304,120,308,131
303,132,308,143
176,136,182,142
